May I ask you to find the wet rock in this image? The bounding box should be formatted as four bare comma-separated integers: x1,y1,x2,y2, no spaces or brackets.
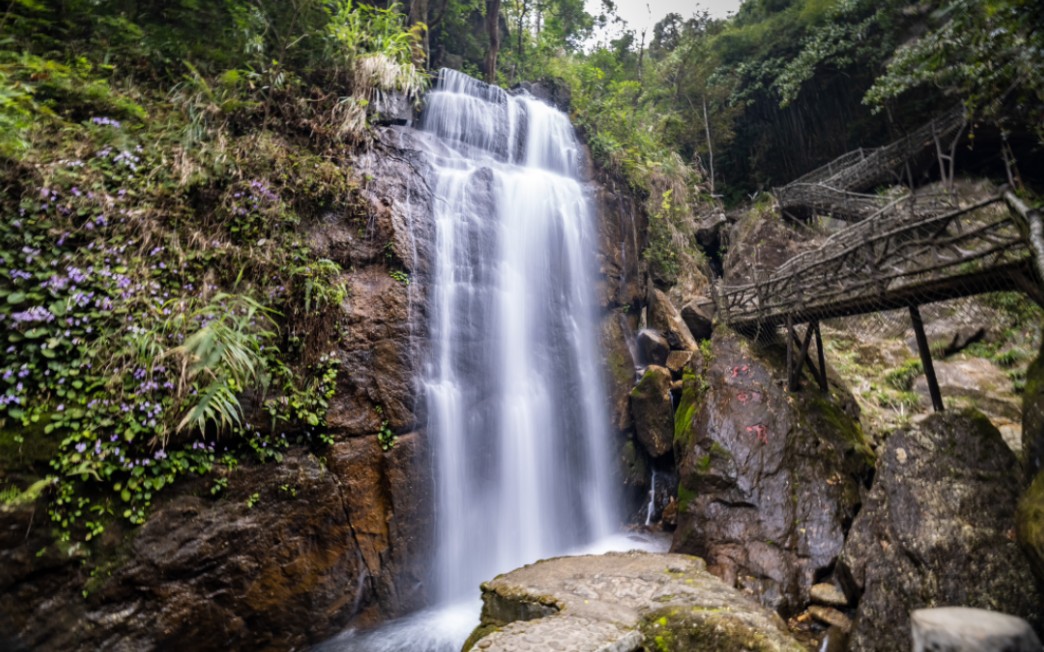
809,583,848,607
648,288,698,352
911,607,1041,652
808,606,851,632
839,410,1042,652
602,314,638,433
636,329,669,367
467,551,804,652
593,168,644,311
369,91,414,125
1017,470,1044,583
681,298,714,342
629,366,674,460
671,329,872,615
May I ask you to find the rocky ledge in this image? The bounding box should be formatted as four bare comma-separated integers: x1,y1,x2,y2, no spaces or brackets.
464,550,804,652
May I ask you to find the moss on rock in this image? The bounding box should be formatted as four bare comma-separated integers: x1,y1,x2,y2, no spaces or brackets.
1017,469,1044,583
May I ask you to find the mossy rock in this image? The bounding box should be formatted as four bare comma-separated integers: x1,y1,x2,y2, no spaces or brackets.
640,605,804,652
1017,469,1044,583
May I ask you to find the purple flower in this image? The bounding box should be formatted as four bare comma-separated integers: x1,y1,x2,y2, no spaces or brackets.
91,116,122,129
11,306,54,324
75,442,87,453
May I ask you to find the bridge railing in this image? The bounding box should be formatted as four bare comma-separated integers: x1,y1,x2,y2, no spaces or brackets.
718,192,1028,329
774,108,967,221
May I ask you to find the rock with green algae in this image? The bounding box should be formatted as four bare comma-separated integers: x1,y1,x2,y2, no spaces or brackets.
1024,342,1044,476
671,329,872,615
1018,469,1044,583
839,410,1041,652
630,366,675,459
465,550,804,652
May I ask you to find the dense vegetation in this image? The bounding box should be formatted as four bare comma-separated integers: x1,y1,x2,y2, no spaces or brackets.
0,0,425,543
2,0,1041,548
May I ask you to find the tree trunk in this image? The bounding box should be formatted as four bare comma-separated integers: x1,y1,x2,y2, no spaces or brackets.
485,0,501,83
409,0,430,64
703,96,715,194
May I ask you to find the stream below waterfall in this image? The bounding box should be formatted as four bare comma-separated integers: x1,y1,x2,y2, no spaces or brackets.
314,69,663,651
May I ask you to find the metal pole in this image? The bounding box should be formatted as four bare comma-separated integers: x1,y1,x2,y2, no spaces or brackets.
909,305,944,412
814,322,828,394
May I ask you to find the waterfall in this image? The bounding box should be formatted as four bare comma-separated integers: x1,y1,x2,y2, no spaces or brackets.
315,69,642,652
423,69,617,601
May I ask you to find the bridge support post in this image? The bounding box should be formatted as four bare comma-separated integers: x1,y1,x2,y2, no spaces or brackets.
909,305,944,412
814,322,828,394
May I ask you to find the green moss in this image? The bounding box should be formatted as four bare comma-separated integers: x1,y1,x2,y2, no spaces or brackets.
677,484,696,513
1026,343,1044,404
1018,470,1044,581
461,624,500,651
808,395,875,468
696,454,712,473
884,357,923,391
0,424,59,473
673,368,703,452
608,347,635,388
638,606,802,652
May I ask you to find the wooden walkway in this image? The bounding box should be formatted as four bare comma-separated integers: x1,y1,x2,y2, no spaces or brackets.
774,109,967,221
715,187,1044,408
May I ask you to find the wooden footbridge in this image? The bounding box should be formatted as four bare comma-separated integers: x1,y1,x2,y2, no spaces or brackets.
717,115,1044,410
774,108,966,222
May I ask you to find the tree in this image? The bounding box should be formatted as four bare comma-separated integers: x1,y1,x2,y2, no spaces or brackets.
485,0,501,81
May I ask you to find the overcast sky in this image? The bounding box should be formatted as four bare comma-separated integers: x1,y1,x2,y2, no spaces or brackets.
585,0,743,43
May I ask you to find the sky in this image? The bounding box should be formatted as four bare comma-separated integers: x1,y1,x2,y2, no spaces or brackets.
584,0,744,43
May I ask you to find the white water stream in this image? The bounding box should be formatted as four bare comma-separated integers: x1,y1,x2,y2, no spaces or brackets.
317,69,663,652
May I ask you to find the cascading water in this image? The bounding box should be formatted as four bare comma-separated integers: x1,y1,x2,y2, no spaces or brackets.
423,69,617,603
317,69,657,652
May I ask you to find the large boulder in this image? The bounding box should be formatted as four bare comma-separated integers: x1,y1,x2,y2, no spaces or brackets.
671,329,872,615
0,441,433,651
648,287,698,352
467,551,805,652
839,410,1042,652
681,298,714,342
629,366,674,459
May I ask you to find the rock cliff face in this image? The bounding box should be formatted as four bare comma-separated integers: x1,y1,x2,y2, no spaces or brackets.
0,111,651,649
671,329,873,615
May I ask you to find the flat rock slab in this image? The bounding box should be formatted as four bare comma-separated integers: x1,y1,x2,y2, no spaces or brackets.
911,607,1042,652
471,615,642,652
468,551,804,652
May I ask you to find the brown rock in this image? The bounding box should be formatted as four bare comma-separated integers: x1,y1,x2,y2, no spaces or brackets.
637,329,669,367
648,288,697,352
681,299,714,341
630,366,674,459
810,582,848,607
665,350,694,376
808,606,851,633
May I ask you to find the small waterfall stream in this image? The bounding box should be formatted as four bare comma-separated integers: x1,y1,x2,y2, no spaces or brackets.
317,69,662,652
